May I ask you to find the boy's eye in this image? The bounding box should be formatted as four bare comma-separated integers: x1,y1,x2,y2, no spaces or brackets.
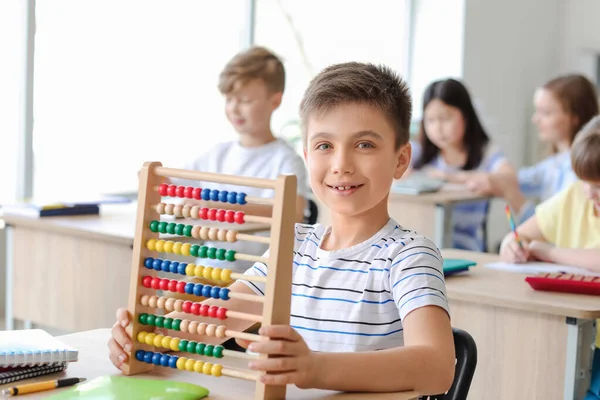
357,142,374,149
316,143,331,150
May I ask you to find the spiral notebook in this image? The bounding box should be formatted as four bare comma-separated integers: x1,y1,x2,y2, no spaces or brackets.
0,329,78,368
0,363,68,385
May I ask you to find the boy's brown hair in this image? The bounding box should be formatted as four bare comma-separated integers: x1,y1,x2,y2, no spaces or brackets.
543,74,599,145
299,62,412,150
218,46,285,95
571,115,600,182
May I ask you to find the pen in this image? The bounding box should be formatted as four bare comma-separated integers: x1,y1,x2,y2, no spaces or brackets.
504,205,524,249
1,377,85,396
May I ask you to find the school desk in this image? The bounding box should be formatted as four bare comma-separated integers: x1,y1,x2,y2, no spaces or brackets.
317,186,489,248
0,329,419,399
442,249,600,400
2,204,267,333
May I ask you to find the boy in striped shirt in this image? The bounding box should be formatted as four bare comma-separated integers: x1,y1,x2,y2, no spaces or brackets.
109,62,455,395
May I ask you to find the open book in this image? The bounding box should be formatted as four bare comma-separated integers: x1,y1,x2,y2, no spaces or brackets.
0,330,78,367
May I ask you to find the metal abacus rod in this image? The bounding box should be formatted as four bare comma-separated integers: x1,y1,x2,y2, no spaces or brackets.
149,218,271,245
156,183,275,206
145,239,269,264
155,202,272,227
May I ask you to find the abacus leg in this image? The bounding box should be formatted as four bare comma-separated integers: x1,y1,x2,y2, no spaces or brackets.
255,382,286,400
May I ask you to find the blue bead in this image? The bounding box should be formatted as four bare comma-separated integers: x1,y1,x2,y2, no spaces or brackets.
193,284,203,296
170,262,179,274
210,190,219,201
201,285,212,297
153,259,162,271
144,258,154,269
201,188,211,201
177,263,187,275
168,356,178,368
227,192,237,204
210,286,220,299
219,288,230,300
218,191,228,202
185,282,195,294
236,192,247,205
152,353,162,365
143,352,153,364
160,354,170,367
135,350,145,361
161,260,170,272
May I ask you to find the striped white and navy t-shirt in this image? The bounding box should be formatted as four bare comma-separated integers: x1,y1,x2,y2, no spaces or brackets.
240,219,450,353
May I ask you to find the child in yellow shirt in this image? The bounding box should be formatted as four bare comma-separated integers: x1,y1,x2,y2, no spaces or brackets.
500,115,600,399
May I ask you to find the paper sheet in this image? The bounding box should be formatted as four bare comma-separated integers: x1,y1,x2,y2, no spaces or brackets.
485,261,600,277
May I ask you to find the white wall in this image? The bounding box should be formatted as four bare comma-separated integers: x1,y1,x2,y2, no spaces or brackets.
460,0,565,248
560,0,600,79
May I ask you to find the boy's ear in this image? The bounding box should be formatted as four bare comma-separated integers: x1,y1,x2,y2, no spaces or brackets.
393,142,411,180
303,148,308,163
271,92,283,111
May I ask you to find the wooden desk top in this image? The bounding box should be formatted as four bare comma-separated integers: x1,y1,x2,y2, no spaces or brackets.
443,249,600,319
0,329,418,400
2,204,269,246
390,185,489,205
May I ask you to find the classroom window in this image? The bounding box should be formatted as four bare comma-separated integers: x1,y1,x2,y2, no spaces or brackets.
32,0,247,199
254,0,410,153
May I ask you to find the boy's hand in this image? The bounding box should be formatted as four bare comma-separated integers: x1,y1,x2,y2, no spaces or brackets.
528,240,554,262
108,308,133,370
499,233,531,263
247,326,316,388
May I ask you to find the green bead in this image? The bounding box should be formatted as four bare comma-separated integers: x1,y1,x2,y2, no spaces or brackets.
163,318,173,329
207,247,217,259
139,313,148,325
190,245,199,257
155,316,165,328
216,248,226,260
172,319,181,331
175,224,185,236
186,341,197,353
213,345,224,358
183,225,193,237
179,340,189,352
225,250,236,262
196,343,206,355
157,221,168,233
198,246,208,258
166,223,176,235
149,221,159,232
204,344,214,357
146,314,156,326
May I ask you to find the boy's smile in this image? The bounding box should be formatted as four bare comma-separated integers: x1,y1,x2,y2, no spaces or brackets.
304,102,410,220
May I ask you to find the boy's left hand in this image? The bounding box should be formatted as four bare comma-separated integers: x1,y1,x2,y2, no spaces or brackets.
246,325,316,388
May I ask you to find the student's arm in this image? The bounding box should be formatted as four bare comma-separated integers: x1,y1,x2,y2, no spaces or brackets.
249,306,454,394
528,244,600,272
499,215,546,263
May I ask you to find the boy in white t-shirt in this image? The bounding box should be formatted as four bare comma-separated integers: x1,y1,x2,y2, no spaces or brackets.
110,62,455,395
170,46,309,271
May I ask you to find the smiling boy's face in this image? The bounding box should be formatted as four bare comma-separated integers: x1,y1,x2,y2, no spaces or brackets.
304,102,411,219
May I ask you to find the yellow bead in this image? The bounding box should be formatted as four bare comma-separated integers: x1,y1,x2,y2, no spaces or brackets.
172,242,182,255
181,243,191,256
145,333,156,346
146,239,157,251
203,267,213,280
185,358,196,371
153,334,164,347
137,331,147,343
161,336,172,349
194,265,204,277
211,268,222,281
176,357,187,370
211,364,222,377
185,264,196,276
202,362,213,375
155,240,165,252
163,240,174,253
170,338,180,351
220,269,232,283
193,360,204,373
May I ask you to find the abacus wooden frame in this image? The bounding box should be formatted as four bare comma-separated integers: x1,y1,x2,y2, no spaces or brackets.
123,161,296,400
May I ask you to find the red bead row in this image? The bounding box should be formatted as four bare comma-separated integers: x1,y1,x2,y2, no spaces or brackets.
159,184,202,199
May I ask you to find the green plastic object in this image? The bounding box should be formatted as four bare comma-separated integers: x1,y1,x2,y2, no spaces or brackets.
443,258,476,277
47,376,209,400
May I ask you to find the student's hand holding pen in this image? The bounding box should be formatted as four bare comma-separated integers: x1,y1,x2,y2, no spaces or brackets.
499,233,531,263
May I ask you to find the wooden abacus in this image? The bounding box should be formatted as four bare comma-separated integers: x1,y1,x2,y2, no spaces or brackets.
124,161,296,400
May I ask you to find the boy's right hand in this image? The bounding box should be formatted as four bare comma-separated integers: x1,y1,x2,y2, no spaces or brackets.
108,308,133,371
499,233,530,263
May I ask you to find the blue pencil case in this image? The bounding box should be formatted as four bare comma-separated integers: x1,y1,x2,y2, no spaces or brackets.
443,259,476,276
